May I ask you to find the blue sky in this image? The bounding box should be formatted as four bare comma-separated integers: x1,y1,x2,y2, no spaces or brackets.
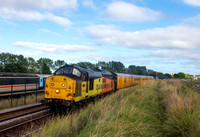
0,0,200,75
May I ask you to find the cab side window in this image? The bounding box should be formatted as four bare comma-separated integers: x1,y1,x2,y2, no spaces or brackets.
89,78,94,90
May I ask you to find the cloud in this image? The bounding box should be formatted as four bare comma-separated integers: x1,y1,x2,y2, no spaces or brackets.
14,51,44,58
103,1,162,22
86,54,110,61
0,9,44,20
0,0,78,11
0,0,76,27
45,13,72,27
182,0,200,6
86,24,200,49
150,50,200,61
82,0,96,9
13,41,94,53
38,29,61,37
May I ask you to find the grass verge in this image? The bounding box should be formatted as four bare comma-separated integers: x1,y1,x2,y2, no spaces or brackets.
33,81,162,137
32,79,200,137
158,79,200,136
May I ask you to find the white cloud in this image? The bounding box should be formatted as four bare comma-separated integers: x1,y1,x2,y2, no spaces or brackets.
86,54,109,61
45,13,72,27
183,0,200,6
82,0,96,9
103,1,162,22
13,41,94,53
0,0,78,11
0,0,76,27
150,50,200,61
38,29,61,37
86,24,200,49
15,51,44,58
0,8,44,20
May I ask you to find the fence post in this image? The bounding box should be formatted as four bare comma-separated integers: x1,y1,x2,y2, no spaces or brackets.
24,78,26,105
10,79,13,107
36,79,38,102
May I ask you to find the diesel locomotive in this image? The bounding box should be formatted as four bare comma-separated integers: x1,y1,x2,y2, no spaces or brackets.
41,65,154,108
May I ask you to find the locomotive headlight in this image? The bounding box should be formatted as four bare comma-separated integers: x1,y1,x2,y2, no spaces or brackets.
62,83,65,87
56,89,60,93
51,83,54,86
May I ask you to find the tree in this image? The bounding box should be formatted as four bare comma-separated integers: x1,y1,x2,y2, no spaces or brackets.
127,65,148,75
173,73,179,78
97,61,110,70
54,60,66,70
16,54,28,73
137,66,148,75
186,74,193,79
178,72,186,79
0,53,28,73
0,65,4,72
157,72,164,79
37,58,53,74
127,65,138,74
148,69,156,76
4,63,27,73
75,62,98,69
42,63,51,74
27,57,38,73
164,73,172,79
108,61,125,73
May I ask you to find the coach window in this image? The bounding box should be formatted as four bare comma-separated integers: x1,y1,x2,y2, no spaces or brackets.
73,68,81,77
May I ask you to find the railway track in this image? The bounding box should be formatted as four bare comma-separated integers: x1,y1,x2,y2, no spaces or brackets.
0,103,50,136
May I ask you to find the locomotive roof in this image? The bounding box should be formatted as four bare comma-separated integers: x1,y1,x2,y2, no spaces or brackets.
115,73,153,78
0,72,39,77
101,70,113,76
73,65,102,78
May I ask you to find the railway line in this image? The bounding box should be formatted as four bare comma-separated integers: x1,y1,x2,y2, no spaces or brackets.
0,103,50,136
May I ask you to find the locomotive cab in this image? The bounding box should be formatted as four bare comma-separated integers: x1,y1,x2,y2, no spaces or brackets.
43,66,83,107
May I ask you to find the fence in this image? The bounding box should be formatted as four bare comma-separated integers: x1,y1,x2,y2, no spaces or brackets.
0,78,40,107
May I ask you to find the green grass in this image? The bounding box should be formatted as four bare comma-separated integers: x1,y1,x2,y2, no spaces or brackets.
32,80,200,137
158,80,200,136
33,81,163,137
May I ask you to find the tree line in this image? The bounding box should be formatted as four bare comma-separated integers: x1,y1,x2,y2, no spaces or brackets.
0,52,192,79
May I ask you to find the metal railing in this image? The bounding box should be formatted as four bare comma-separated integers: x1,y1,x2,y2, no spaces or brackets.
0,78,40,107
10,78,39,107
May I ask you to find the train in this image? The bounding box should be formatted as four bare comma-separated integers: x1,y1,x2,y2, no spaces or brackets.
41,65,154,108
0,73,51,92
0,73,39,92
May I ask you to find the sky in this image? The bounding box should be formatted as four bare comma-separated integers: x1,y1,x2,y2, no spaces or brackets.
0,0,200,75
